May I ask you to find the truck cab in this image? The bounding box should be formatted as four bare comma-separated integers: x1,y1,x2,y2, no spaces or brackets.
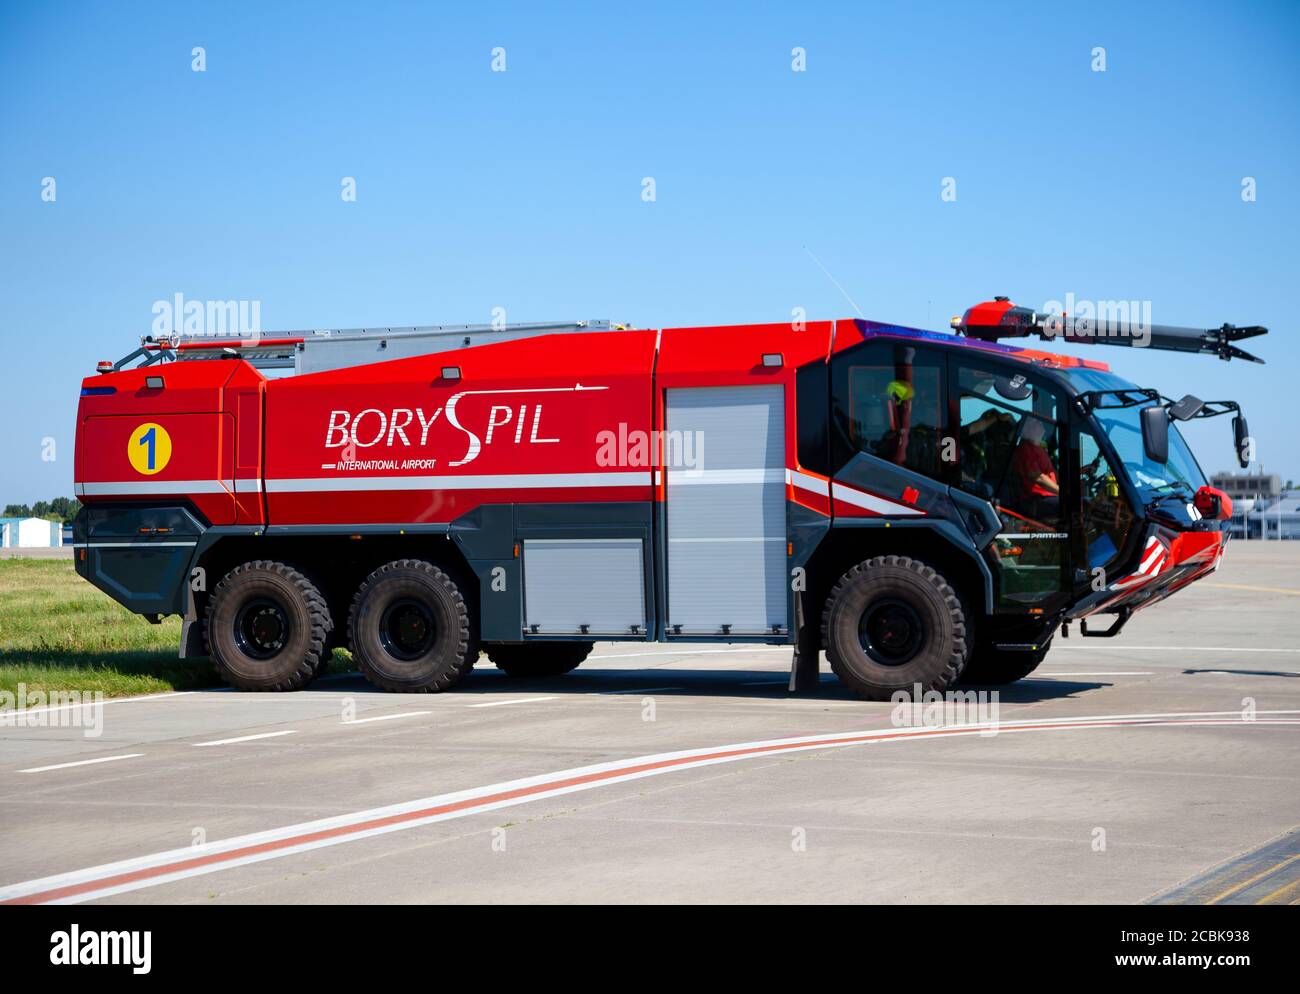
771,320,1240,694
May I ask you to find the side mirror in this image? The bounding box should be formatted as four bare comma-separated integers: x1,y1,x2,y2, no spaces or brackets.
1141,405,1169,464
1233,415,1250,468
1167,394,1204,421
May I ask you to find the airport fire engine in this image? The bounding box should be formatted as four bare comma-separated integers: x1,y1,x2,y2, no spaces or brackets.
73,300,1264,699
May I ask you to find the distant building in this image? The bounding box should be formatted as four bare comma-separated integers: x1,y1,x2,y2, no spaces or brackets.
1211,470,1282,502
0,517,64,548
1245,492,1300,541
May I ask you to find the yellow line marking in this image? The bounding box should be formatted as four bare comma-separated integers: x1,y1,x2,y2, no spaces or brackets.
1203,582,1300,596
1258,876,1300,905
1207,853,1300,904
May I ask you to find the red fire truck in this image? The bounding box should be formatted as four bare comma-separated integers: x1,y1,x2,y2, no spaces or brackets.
72,301,1264,699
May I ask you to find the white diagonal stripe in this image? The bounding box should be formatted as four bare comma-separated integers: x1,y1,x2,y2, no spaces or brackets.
787,469,830,495
832,481,924,516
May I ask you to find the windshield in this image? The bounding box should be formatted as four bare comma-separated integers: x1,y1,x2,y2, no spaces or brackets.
1063,369,1208,499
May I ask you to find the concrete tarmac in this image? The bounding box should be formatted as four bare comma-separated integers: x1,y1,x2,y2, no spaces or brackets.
1,543,1297,904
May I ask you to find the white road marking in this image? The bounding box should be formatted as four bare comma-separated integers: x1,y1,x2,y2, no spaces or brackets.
467,697,558,709
192,731,298,747
4,708,1296,905
17,754,144,774
2,691,198,721
1034,671,1153,677
590,686,684,695
342,712,432,725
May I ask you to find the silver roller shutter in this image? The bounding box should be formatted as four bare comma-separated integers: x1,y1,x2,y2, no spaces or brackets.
665,385,788,635
523,538,646,636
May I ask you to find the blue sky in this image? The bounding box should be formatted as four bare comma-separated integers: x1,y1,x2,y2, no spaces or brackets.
1,0,1296,503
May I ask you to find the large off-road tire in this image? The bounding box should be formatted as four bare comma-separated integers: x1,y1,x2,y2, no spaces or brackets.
348,559,476,693
205,560,332,692
961,641,1050,685
822,555,969,701
486,641,593,678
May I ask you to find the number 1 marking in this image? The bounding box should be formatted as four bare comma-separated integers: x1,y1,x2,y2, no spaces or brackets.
139,426,156,470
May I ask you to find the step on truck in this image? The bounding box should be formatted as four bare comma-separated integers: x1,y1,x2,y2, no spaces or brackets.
73,301,1265,698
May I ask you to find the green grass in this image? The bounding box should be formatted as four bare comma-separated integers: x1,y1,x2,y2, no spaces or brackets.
0,558,355,698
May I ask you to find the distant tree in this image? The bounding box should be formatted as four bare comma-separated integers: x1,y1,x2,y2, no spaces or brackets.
49,496,80,521
2,497,80,523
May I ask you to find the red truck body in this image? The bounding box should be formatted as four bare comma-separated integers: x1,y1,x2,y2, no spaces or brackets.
72,310,1247,697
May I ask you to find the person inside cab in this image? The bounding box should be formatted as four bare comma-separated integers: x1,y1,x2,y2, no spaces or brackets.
1010,417,1060,522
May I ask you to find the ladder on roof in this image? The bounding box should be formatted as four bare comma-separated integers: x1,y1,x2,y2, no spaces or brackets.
126,320,627,374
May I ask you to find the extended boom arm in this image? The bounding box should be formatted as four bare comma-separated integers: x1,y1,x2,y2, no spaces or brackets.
954,297,1268,364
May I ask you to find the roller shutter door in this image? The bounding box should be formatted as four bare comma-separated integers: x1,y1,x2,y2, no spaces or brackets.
665,385,787,635
523,538,646,635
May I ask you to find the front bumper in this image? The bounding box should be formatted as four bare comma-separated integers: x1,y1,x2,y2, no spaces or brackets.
1067,526,1225,621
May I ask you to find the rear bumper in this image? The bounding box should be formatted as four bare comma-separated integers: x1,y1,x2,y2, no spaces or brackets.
72,505,205,617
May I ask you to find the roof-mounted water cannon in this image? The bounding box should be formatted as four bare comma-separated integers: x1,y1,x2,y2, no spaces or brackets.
951,296,1268,363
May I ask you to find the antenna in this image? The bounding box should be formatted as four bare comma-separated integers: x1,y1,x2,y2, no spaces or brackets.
803,246,865,320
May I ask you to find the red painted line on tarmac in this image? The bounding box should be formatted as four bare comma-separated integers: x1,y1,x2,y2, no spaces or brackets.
4,715,1295,905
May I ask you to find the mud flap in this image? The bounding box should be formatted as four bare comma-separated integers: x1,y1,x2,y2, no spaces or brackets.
788,590,821,692
178,585,207,659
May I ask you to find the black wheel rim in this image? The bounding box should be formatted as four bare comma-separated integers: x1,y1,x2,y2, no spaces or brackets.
379,598,437,661
234,597,290,660
858,598,925,666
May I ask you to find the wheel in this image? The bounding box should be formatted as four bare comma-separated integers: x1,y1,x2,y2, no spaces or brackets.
348,559,476,692
205,560,332,692
821,555,969,701
486,642,593,678
961,641,1050,685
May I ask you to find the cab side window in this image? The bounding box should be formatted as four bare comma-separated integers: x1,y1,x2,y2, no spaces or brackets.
831,343,945,480
956,365,1063,528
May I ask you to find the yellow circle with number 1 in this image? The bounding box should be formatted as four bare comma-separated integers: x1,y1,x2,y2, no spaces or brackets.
127,422,172,475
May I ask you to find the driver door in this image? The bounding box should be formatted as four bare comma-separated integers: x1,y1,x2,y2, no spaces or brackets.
952,360,1071,611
